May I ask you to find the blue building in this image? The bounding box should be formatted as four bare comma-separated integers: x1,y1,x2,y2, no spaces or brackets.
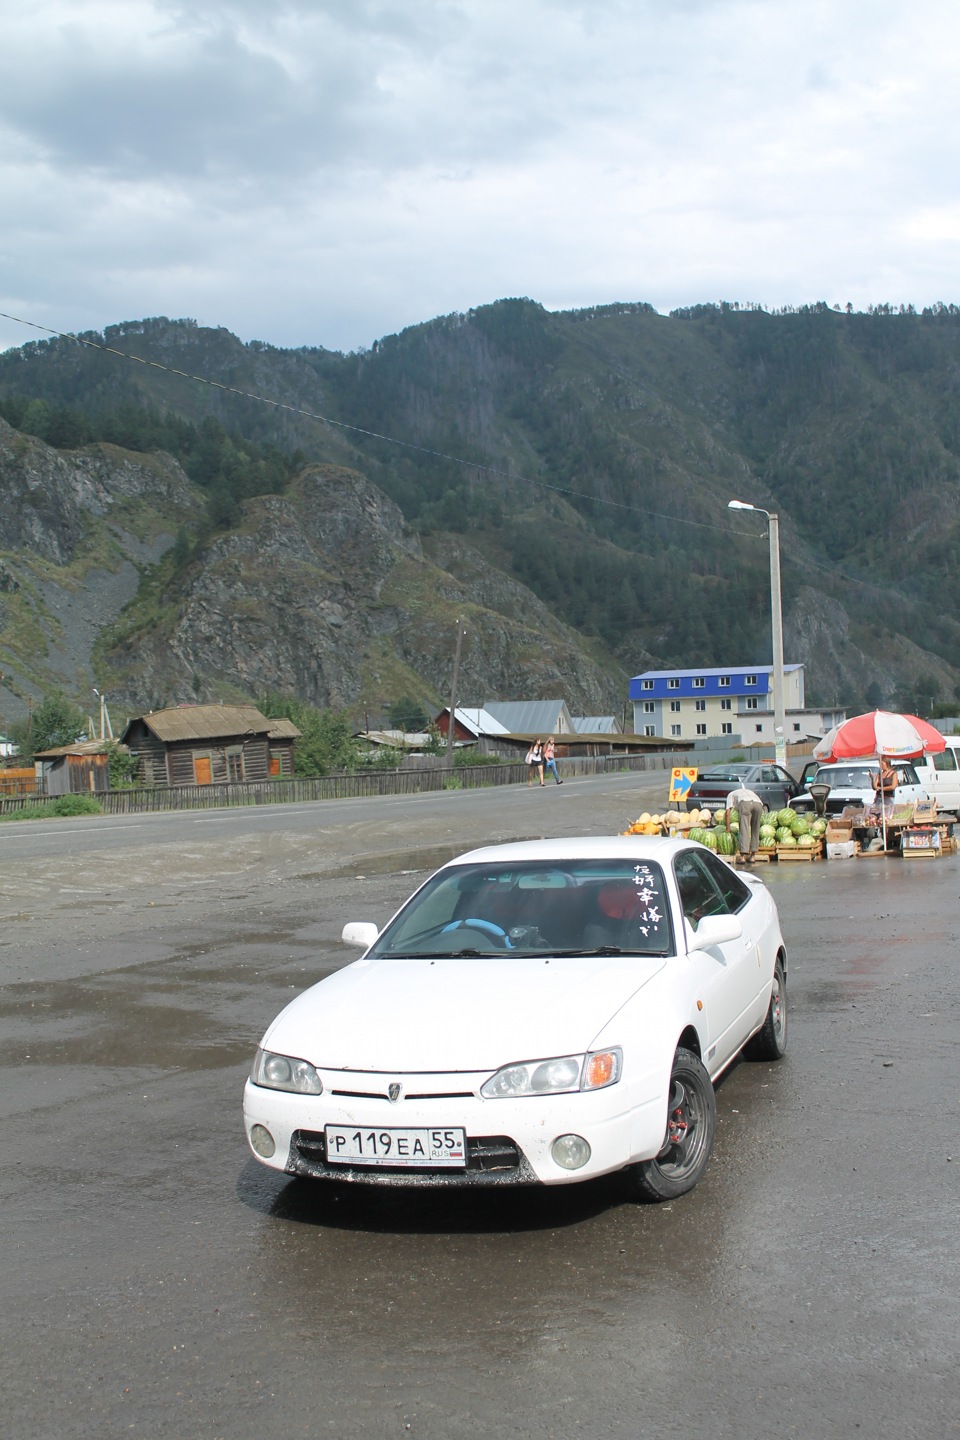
629,664,840,743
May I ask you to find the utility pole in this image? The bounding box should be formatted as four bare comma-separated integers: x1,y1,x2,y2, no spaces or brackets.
446,620,465,765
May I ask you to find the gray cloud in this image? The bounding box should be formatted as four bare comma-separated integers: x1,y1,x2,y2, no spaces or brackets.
1,0,959,353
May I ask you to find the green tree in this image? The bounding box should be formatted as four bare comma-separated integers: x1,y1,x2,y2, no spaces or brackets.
10,691,86,760
386,695,429,731
260,694,360,776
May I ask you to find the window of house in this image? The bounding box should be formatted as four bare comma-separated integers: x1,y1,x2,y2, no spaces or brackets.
745,698,758,711
667,679,680,690
745,674,758,686
720,698,732,711
721,722,732,735
669,700,681,713
643,701,655,713
692,677,705,689
670,724,681,736
696,724,707,735
718,676,730,687
641,679,654,690
695,699,706,712
226,749,245,783
644,725,656,736
793,723,801,732
756,724,763,733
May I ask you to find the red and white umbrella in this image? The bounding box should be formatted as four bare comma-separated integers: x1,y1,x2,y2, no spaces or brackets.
814,710,945,763
813,710,945,853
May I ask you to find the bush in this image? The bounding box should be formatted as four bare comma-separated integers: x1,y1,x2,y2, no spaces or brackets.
0,794,102,822
452,750,502,768
53,794,102,816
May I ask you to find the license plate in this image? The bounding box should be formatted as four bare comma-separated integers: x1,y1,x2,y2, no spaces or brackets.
324,1125,467,1168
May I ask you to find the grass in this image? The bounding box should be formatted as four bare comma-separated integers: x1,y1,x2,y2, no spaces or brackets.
0,794,102,821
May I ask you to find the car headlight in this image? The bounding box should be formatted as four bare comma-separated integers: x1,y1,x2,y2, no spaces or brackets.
480,1048,621,1098
250,1048,323,1095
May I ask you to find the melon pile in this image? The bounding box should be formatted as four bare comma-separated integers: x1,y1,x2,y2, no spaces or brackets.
759,808,828,850
622,804,828,856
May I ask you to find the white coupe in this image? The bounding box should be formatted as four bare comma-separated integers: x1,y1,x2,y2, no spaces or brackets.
243,836,788,1202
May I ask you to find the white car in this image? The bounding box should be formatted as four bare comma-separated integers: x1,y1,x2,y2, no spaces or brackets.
243,836,788,1202
793,761,928,817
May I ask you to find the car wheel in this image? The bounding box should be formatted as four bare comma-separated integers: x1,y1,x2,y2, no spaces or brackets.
745,956,787,1061
628,1047,717,1203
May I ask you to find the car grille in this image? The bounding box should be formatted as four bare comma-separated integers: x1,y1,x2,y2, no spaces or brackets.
288,1131,537,1187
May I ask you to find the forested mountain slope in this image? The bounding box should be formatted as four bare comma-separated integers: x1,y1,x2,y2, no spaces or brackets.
2,299,959,719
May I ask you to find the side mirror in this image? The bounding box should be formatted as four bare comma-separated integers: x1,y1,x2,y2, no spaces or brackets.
342,921,380,950
685,913,743,952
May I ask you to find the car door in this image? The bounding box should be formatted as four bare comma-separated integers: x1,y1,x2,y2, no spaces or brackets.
673,849,766,1073
759,765,795,810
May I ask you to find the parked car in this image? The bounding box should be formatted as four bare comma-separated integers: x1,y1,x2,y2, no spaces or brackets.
912,737,960,814
792,761,928,816
684,762,800,814
243,835,788,1203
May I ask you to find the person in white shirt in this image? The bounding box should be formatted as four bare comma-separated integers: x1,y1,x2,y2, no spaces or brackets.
726,785,763,862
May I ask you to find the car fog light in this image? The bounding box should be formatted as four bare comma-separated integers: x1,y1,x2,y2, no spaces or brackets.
249,1124,276,1159
551,1134,591,1170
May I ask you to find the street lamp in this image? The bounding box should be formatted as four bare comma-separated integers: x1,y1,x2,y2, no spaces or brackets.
728,499,786,767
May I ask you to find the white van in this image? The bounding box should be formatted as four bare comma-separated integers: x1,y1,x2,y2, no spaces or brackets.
914,737,960,814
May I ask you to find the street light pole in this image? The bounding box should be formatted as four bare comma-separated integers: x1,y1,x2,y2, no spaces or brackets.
728,500,787,768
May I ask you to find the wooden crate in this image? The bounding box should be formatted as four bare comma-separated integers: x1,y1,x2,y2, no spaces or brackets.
776,840,823,861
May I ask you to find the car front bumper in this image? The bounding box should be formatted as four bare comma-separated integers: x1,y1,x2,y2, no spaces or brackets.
242,1069,666,1187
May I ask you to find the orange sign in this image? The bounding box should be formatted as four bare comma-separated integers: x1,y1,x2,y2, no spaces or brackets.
669,767,698,803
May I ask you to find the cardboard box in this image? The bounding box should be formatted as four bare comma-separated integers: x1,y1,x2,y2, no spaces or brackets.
827,839,857,859
826,820,854,841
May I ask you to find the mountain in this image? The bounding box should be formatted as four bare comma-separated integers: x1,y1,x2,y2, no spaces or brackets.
2,299,960,723
0,418,623,722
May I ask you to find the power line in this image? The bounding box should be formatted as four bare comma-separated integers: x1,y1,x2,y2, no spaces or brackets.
0,309,920,596
0,309,746,538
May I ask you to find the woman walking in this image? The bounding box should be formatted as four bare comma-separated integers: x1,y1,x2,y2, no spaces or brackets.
543,736,562,784
527,739,544,786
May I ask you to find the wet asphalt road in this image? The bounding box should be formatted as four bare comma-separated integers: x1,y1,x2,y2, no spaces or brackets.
1,771,958,1440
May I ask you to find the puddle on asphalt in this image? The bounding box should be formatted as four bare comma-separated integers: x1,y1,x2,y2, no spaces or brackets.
315,837,536,881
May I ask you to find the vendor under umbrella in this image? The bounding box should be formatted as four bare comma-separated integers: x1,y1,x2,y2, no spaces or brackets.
872,755,899,815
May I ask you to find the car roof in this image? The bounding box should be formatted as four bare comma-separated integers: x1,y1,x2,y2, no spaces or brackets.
697,765,756,779
443,835,699,867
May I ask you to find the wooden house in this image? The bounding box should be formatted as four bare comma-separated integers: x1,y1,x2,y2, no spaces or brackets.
120,705,300,787
34,740,111,796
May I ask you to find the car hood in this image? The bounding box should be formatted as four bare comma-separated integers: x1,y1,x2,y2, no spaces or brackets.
261,953,667,1072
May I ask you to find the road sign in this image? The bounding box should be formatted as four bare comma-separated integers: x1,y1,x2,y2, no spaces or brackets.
669,767,698,803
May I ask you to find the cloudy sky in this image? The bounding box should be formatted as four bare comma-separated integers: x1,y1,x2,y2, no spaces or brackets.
2,0,958,355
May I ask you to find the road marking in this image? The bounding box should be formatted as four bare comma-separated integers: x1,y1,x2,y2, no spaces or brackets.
0,823,144,838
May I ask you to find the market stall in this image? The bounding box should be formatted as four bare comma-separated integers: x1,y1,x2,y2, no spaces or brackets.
813,710,950,858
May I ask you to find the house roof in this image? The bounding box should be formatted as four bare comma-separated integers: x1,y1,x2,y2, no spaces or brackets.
121,704,301,744
633,664,803,680
482,700,575,735
34,740,112,759
444,707,510,737
572,715,622,734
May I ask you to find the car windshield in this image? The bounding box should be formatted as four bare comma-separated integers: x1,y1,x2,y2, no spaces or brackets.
369,859,675,959
814,767,876,788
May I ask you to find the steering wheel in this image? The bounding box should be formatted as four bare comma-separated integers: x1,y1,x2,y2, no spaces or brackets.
441,918,514,948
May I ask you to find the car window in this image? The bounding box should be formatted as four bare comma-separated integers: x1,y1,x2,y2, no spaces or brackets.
697,850,751,912
933,748,957,772
369,859,676,958
759,767,783,783
673,851,728,930
898,764,919,784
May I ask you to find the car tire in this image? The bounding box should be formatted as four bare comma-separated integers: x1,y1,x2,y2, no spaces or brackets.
744,955,787,1061
627,1047,717,1203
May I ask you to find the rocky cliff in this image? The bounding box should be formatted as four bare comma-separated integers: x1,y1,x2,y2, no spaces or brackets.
0,422,625,723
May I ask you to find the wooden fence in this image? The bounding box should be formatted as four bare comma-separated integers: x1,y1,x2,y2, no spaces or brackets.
0,750,681,817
